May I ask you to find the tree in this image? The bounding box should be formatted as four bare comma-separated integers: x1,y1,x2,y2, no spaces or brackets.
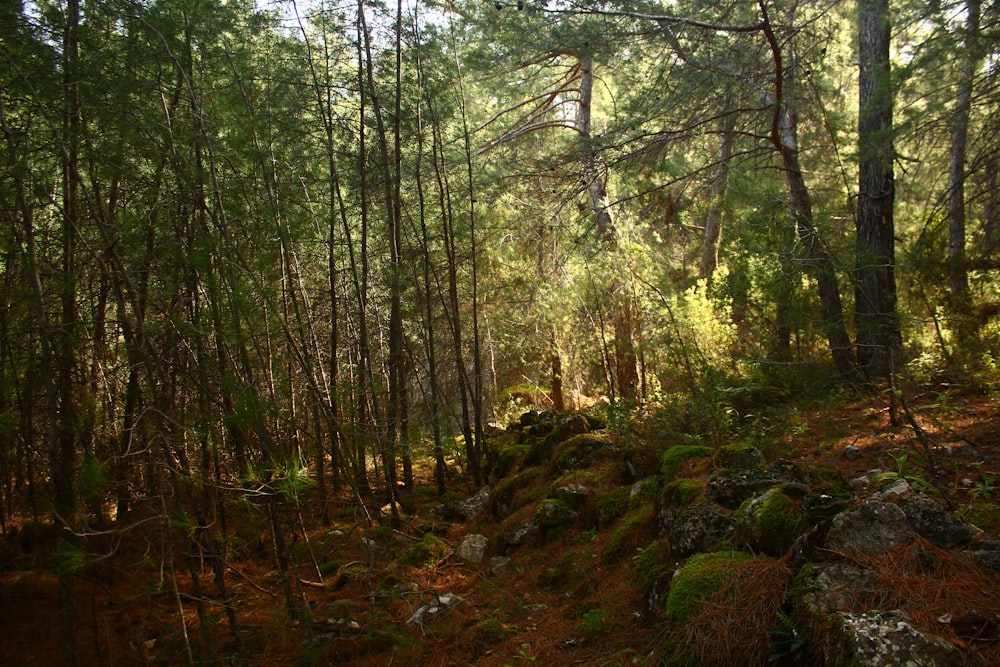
857,0,900,379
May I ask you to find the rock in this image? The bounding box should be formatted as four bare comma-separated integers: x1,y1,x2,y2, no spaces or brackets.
522,414,590,467
669,502,734,557
656,479,704,535
735,486,809,557
406,592,463,626
845,445,862,460
825,500,915,558
825,610,964,667
798,563,879,615
715,443,766,469
554,483,590,508
536,498,577,528
903,496,978,548
875,478,912,504
964,539,1000,572
456,534,489,564
433,485,491,521
549,432,610,472
629,476,659,506
489,556,513,576
705,467,807,510
503,515,539,546
849,475,871,492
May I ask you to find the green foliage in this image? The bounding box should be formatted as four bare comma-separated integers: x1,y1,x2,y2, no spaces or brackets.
578,607,613,640
660,445,714,482
538,551,584,593
631,538,673,588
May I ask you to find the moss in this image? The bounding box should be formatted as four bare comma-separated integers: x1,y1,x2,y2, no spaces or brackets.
630,537,673,588
549,432,612,473
662,478,703,506
736,487,809,557
661,445,715,482
957,502,1000,534
594,486,630,527
663,551,752,624
490,466,544,518
397,532,451,567
802,464,853,496
602,502,656,564
714,442,762,469
539,551,584,592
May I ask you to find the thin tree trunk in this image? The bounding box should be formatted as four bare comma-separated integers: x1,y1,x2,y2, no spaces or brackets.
857,0,900,379
699,124,735,282
947,0,981,301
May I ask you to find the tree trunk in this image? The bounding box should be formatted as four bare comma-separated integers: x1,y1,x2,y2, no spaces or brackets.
857,0,900,379
947,0,981,301
699,124,735,282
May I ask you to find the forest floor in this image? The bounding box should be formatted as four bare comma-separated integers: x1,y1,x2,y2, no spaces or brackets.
2,385,1000,666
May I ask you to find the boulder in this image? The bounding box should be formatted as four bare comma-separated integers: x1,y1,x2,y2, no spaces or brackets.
825,500,915,558
669,501,734,557
432,485,491,521
735,486,809,557
824,610,963,667
554,483,590,509
902,496,978,548
456,534,489,564
706,467,807,510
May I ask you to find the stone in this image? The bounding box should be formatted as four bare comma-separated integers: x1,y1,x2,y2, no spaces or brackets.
964,539,1000,572
825,500,915,558
432,485,491,521
504,515,540,546
826,610,963,667
456,534,489,564
406,592,463,627
735,486,808,557
705,467,807,510
489,556,513,576
799,563,879,615
554,483,590,508
669,502,734,557
875,478,912,504
715,443,767,469
902,496,978,549
536,498,577,528
844,445,862,460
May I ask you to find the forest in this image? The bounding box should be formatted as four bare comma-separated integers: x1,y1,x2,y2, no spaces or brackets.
2,0,1000,664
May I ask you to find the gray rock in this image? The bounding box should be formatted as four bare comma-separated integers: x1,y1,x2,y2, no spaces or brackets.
706,468,807,510
825,500,916,558
630,476,659,502
503,515,539,546
406,592,463,627
432,485,491,521
456,534,489,564
554,483,590,508
826,610,963,666
876,478,912,504
799,563,879,615
536,498,578,528
489,556,513,576
845,445,862,460
669,502,734,557
964,539,1000,572
903,496,978,548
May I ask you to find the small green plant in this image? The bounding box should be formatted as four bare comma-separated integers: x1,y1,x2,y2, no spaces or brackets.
579,607,613,640
873,450,936,494
970,473,996,502
767,610,805,663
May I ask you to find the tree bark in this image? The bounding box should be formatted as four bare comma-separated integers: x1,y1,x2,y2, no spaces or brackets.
857,0,901,379
947,0,981,301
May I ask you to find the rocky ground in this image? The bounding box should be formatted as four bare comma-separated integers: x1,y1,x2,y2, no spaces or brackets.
1,387,999,666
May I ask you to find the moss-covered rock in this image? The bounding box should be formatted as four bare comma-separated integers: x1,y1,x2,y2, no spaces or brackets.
397,532,451,566
661,445,715,482
593,486,630,528
538,551,585,593
663,551,753,623
715,443,766,469
602,502,656,564
656,478,704,535
736,487,809,557
549,432,612,473
489,467,544,519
